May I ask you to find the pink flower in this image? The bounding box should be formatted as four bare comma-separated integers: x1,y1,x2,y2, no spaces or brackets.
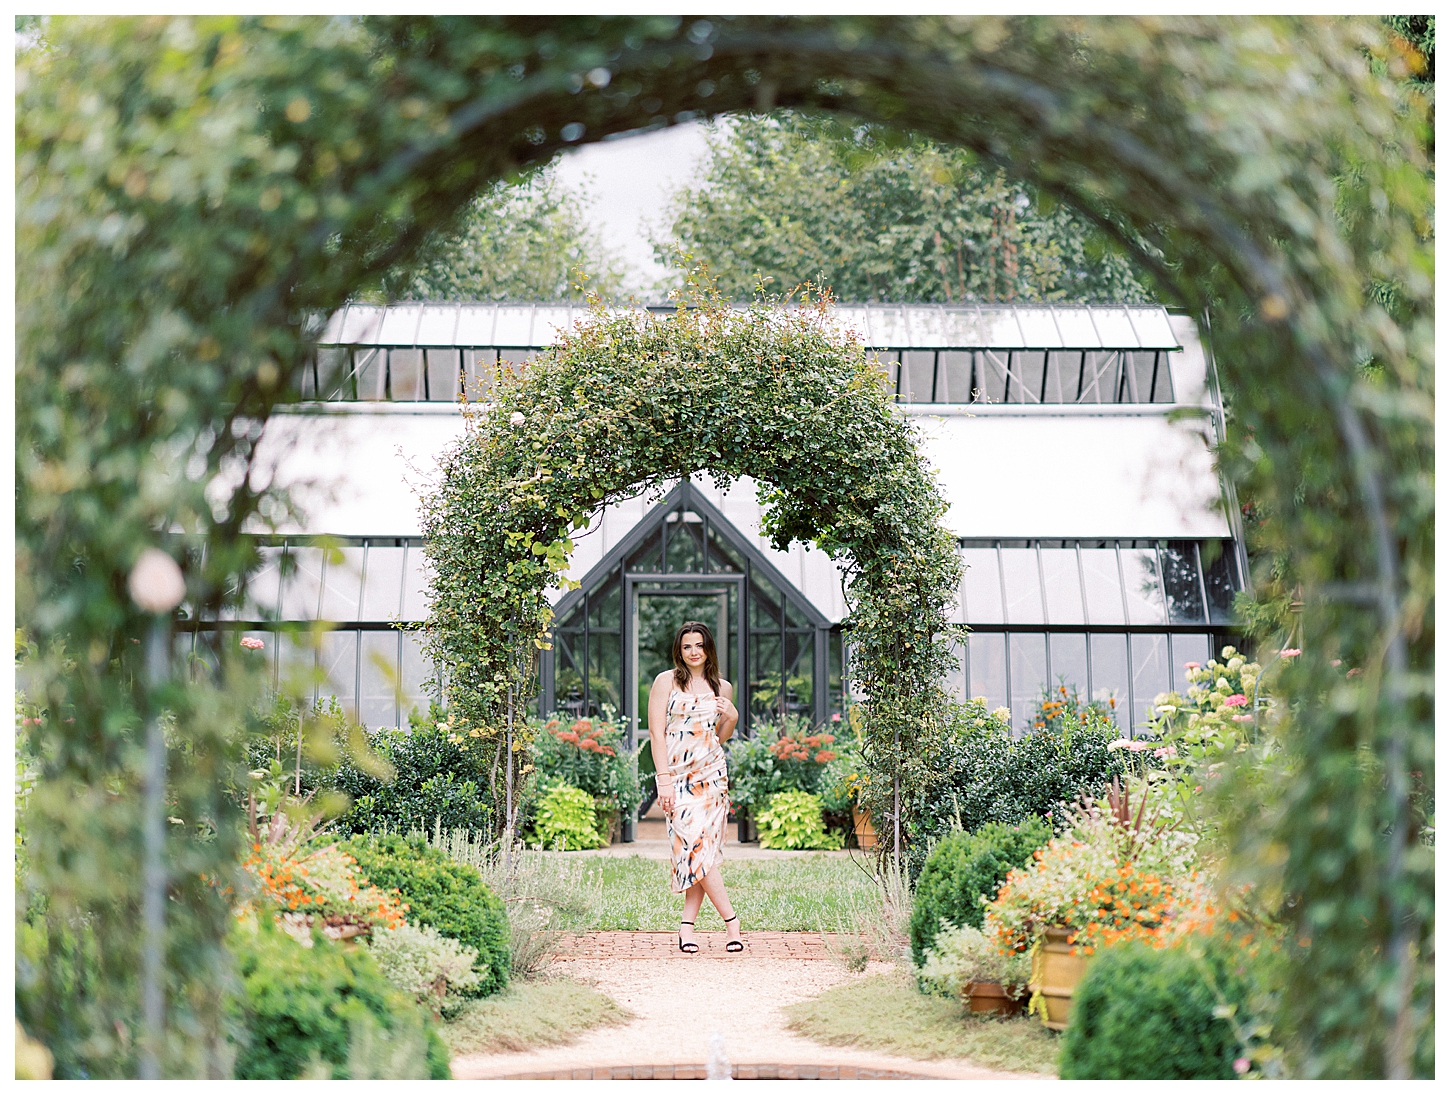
1233,1058,1250,1076
1223,694,1248,708
1232,714,1255,723
240,636,265,650
831,713,842,722
1125,740,1152,752
1330,659,1341,667
1347,667,1362,677
1278,648,1301,658
1153,746,1177,759
1183,661,1201,670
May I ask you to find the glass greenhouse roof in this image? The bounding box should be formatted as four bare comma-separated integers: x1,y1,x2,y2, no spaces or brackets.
315,302,1183,351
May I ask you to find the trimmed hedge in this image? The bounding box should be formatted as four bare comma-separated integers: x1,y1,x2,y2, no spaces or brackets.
229,920,450,1079
908,818,1051,966
1058,941,1248,1079
341,833,510,997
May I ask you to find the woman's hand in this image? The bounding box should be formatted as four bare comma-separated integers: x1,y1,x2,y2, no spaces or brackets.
657,779,676,818
714,695,738,725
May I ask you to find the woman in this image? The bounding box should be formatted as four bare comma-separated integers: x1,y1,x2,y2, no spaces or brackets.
648,621,743,953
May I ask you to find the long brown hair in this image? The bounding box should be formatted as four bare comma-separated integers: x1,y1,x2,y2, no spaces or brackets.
672,621,721,696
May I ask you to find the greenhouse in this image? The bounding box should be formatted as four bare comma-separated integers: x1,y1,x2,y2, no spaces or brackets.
189,302,1247,738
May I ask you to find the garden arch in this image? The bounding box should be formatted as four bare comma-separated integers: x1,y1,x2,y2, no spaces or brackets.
419,296,963,858
19,15,1430,1076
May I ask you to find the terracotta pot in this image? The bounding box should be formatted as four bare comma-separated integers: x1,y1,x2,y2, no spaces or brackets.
1028,926,1091,1031
852,806,878,851
963,982,1026,1017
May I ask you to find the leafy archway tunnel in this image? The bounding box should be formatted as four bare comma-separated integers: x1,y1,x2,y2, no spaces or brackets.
17,15,1431,1076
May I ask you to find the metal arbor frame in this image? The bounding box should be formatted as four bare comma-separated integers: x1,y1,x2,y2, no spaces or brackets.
539,479,835,746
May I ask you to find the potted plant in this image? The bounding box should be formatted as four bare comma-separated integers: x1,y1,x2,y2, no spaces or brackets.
919,923,1031,1017
532,716,640,843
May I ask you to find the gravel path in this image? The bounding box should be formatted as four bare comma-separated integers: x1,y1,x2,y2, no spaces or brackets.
450,956,1052,1081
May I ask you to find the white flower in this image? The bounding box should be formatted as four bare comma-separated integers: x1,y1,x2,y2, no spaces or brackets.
1155,705,1178,716
509,411,525,427
1107,738,1133,751
991,706,1012,723
1227,657,1244,670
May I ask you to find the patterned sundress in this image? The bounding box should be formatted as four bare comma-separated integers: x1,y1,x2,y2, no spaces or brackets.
662,687,730,893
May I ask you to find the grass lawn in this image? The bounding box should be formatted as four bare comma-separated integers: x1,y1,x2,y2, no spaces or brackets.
442,977,633,1057
503,851,883,932
783,969,1060,1076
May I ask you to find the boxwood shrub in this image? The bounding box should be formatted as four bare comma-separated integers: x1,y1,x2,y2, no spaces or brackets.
1058,941,1249,1079
908,817,1051,966
229,919,450,1079
341,833,510,997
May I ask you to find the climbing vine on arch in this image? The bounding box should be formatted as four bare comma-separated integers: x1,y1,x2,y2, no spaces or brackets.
418,285,963,855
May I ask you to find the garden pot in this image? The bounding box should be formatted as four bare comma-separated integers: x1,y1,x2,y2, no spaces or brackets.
1028,927,1091,1031
852,806,878,851
963,982,1026,1018
737,811,755,844
594,801,622,843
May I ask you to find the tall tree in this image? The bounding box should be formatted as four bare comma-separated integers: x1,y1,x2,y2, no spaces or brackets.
656,114,1154,303
380,169,625,301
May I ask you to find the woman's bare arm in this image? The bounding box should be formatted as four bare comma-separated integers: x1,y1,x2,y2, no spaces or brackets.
715,680,739,744
647,672,675,816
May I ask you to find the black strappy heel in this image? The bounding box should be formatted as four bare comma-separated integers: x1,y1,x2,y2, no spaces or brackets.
723,914,743,953
678,921,699,954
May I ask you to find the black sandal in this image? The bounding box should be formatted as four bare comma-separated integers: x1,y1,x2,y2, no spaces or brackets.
723,914,744,953
678,921,699,954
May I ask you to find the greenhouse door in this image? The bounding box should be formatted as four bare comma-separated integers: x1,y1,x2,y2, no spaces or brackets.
624,573,745,751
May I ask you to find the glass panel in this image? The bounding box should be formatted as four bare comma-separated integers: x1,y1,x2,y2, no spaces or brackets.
360,544,405,620
553,631,586,719
900,351,935,402
828,631,845,719
1008,351,1047,403
319,546,364,622
389,348,425,401
1202,542,1239,625
960,548,1004,624
277,629,319,699
946,640,967,701
937,351,972,403
1127,351,1159,403
499,348,532,382
664,513,707,572
1130,633,1171,734
317,347,351,399
966,633,1007,711
1000,547,1045,624
1050,633,1090,698
555,597,586,631
749,632,783,724
463,348,496,401
243,545,285,620
401,543,430,621
749,577,782,629
1077,351,1120,403
425,349,459,402
319,629,358,714
1080,547,1125,624
1152,352,1176,403
298,355,317,399
1161,541,1206,623
978,351,1010,402
279,546,325,620
588,631,623,719
1044,351,1080,402
783,630,814,717
1009,633,1048,731
1040,548,1085,625
707,527,745,573
1171,634,1212,686
1089,633,1129,727
359,631,400,728
1121,546,1168,624
588,573,621,629
401,632,435,722
355,348,386,401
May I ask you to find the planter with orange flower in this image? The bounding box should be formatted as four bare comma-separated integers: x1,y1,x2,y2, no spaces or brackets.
532,716,641,844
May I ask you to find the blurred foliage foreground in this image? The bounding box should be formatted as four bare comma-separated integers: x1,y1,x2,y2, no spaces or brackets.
14,14,1432,1079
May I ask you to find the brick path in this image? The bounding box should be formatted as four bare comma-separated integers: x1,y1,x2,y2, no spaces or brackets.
553,930,851,960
